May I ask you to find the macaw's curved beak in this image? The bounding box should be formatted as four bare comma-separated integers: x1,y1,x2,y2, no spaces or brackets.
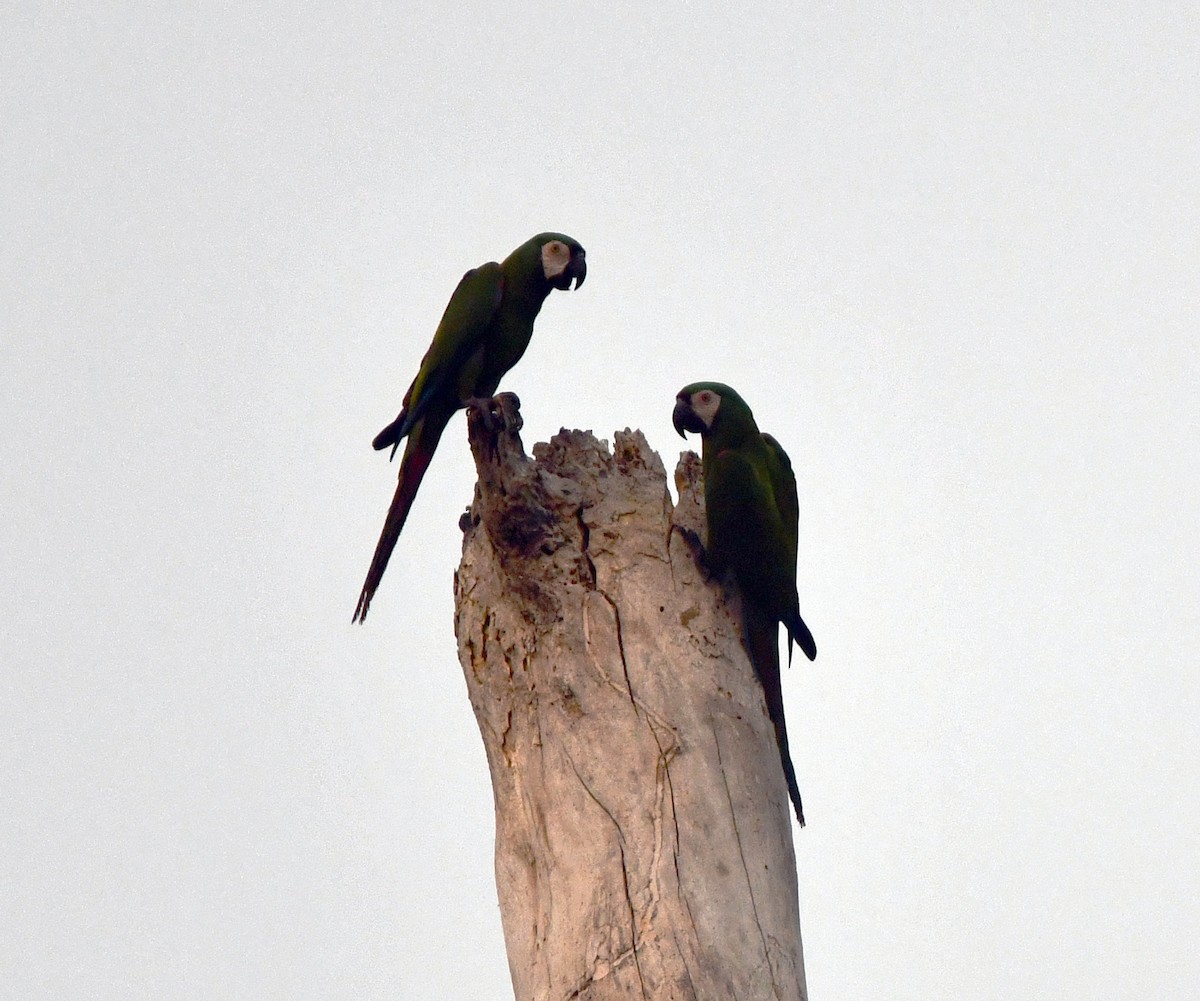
673,396,702,438
564,248,586,290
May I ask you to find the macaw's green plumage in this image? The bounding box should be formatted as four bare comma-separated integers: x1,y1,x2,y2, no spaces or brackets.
673,382,817,825
353,233,586,623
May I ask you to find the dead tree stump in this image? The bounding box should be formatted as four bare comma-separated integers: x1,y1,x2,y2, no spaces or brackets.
453,398,807,1001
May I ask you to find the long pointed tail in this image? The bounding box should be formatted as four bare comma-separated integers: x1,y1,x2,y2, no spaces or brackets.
353,418,444,623
746,605,806,826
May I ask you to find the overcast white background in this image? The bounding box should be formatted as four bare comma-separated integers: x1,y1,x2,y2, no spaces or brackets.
3,4,1198,999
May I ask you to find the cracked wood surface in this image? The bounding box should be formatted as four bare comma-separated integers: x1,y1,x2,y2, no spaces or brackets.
454,402,807,1001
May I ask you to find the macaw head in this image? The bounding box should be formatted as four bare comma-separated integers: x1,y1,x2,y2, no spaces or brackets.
501,233,587,292
673,382,738,438
533,233,587,290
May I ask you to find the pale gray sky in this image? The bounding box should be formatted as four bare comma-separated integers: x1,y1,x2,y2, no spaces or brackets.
3,4,1198,999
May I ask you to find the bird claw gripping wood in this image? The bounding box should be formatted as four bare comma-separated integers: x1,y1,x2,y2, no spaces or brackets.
467,392,523,459
491,392,524,434
466,392,523,433
669,523,716,581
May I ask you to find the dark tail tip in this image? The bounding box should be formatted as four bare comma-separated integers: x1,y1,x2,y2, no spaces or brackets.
373,407,415,454
372,424,398,452
787,612,817,662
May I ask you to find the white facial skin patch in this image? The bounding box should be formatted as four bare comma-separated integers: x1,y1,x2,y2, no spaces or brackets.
691,388,722,429
541,240,570,280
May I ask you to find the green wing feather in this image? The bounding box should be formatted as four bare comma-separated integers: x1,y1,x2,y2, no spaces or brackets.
759,432,815,661
705,446,797,622
761,432,798,569
392,262,504,440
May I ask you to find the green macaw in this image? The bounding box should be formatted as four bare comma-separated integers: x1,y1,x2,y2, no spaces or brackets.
673,382,817,825
353,233,586,623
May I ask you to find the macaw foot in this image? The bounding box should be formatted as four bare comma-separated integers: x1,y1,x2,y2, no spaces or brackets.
466,392,523,434
669,524,714,579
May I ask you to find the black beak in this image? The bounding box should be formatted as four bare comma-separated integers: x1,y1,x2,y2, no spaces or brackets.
673,396,702,438
566,248,586,290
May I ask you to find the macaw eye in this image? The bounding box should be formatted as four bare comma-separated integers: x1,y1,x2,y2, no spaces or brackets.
699,392,712,404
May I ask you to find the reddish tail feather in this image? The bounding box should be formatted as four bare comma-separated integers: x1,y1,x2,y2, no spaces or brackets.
353,435,437,623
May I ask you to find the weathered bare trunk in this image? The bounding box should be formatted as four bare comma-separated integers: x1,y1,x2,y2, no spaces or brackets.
453,399,807,1001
